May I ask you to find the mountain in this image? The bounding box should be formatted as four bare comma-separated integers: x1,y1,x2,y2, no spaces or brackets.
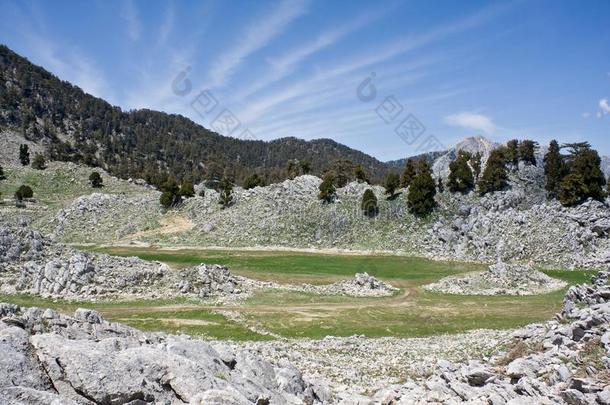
0,45,391,186
431,136,499,177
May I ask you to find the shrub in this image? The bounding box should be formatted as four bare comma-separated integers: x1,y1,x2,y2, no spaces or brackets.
354,165,369,183
361,189,379,218
384,172,400,197
31,153,46,170
179,181,195,198
244,174,264,189
318,174,336,203
15,185,33,200
89,172,103,188
0,165,5,180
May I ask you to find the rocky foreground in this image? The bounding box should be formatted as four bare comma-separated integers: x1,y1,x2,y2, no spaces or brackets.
0,270,609,404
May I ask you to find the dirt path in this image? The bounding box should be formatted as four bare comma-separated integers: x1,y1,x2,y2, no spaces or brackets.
120,216,194,241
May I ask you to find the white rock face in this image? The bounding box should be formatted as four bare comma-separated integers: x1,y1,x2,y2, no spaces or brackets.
431,135,499,178
424,262,568,295
0,304,327,404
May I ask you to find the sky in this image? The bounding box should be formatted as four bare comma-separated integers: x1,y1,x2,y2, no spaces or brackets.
1,0,609,160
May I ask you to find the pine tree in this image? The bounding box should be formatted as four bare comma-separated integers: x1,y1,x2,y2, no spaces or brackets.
447,151,474,194
407,160,436,217
384,172,400,198
470,152,482,180
478,148,508,195
19,144,30,166
559,147,606,205
354,165,369,183
89,172,103,188
544,140,566,198
401,159,416,188
361,189,379,218
318,173,336,203
218,177,234,208
519,140,538,165
31,153,46,170
505,139,519,168
159,178,180,208
0,165,6,181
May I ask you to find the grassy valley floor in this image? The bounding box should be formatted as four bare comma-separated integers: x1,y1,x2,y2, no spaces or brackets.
0,247,596,341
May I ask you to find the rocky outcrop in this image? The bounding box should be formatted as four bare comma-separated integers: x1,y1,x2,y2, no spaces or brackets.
370,270,610,404
177,264,245,299
424,262,567,295
0,304,328,404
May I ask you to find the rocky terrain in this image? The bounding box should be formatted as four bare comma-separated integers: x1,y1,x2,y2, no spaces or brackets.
1,268,609,403
425,262,568,296
0,225,396,302
0,303,329,404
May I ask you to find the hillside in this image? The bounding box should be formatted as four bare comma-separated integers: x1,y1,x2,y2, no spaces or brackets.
0,45,391,186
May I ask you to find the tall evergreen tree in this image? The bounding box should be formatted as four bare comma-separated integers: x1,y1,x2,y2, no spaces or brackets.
19,144,30,166
478,148,508,195
505,139,519,168
384,172,400,198
218,177,234,208
407,160,436,217
559,147,606,205
361,189,379,218
447,151,474,194
437,177,444,193
400,159,416,188
543,140,566,198
519,140,538,165
318,173,336,203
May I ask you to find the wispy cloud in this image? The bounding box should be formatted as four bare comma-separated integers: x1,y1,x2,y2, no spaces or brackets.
444,112,496,134
208,0,309,88
158,4,175,46
235,6,389,100
120,0,142,41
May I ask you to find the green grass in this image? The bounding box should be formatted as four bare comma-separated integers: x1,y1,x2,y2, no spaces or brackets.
2,247,598,341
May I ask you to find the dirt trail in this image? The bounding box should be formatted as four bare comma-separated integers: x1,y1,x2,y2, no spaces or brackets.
121,216,194,241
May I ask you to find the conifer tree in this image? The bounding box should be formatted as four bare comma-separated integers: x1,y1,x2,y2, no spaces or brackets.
384,172,400,198
505,139,519,168
19,144,30,166
179,181,195,198
559,146,606,205
543,140,566,198
519,140,538,165
318,173,336,203
407,160,436,217
401,159,416,188
447,151,474,194
478,148,508,195
437,177,444,193
361,189,379,218
218,177,234,208
0,165,6,181
244,174,264,189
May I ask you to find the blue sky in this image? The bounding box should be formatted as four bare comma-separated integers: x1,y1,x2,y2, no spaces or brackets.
1,0,609,160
